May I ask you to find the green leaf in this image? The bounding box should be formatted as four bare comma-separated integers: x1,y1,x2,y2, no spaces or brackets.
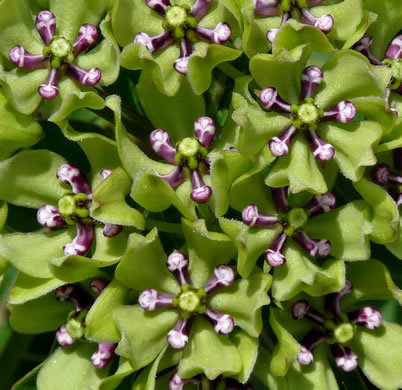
350,321,402,390
98,359,135,390
113,305,179,370
182,218,237,288
115,229,179,295
0,150,67,208
178,317,242,380
0,229,75,279
37,343,110,390
85,279,127,343
91,167,144,229
272,241,345,302
11,363,43,390
209,270,271,337
305,201,372,261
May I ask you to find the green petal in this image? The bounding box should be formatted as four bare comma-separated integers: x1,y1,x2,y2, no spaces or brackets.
8,290,74,334
0,229,75,279
113,305,179,370
269,308,301,376
136,71,205,142
231,330,259,384
219,217,282,278
305,200,372,261
273,20,335,54
343,259,402,306
318,120,382,182
178,317,242,380
8,273,65,305
375,119,402,153
182,218,237,288
92,226,129,260
37,343,110,390
209,270,271,337
0,89,42,161
265,134,333,195
386,229,402,260
91,167,145,229
0,150,67,208
349,321,402,390
354,178,400,244
250,45,312,103
85,279,127,343
314,50,392,109
115,228,179,294
272,241,345,302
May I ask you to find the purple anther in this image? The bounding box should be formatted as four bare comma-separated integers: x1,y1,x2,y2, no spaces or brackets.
348,306,383,330
57,164,92,196
38,67,60,100
301,66,323,100
323,101,356,123
204,307,234,334
352,35,382,65
371,163,402,186
167,317,192,349
103,223,123,237
292,299,326,324
294,232,331,257
254,0,280,16
56,324,76,346
191,0,213,20
190,169,212,203
300,8,333,34
330,344,359,372
90,279,110,295
264,232,287,267
156,166,185,188
55,284,93,312
134,31,173,53
259,87,292,113
138,288,174,311
325,280,353,316
305,192,336,216
35,11,56,45
9,46,47,69
66,63,102,86
297,331,326,365
169,372,200,390
167,251,192,286
242,204,279,227
306,130,335,161
64,222,94,256
194,116,216,149
145,0,170,16
385,35,402,60
91,342,116,369
150,129,177,164
72,24,98,56
202,265,235,294
269,125,297,157
272,187,289,213
173,38,193,75
100,169,113,180
37,205,66,228
195,22,232,44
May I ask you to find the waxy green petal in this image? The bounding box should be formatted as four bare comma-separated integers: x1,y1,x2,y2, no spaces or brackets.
116,228,179,295
114,305,179,370
178,317,242,380
37,343,110,390
0,150,67,208
209,270,271,337
182,218,236,288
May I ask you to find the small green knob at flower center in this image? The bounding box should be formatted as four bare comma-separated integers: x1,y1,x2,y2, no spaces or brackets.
175,137,207,169
58,192,89,224
166,6,187,26
297,103,321,124
334,322,355,345
179,290,201,313
287,207,309,230
50,37,72,58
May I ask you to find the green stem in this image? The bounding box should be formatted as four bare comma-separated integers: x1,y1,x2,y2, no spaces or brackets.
217,62,244,80
145,219,183,235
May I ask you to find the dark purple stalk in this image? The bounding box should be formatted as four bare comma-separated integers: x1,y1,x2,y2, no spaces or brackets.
242,204,279,227
63,222,94,256
202,265,235,294
264,232,287,267
167,251,192,286
138,288,174,311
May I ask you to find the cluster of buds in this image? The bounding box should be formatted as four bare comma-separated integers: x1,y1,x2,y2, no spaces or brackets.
9,11,101,99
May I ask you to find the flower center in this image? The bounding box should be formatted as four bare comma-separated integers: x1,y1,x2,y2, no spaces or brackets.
173,284,207,316
292,98,323,130
287,207,309,230
384,59,402,89
163,4,197,39
280,0,307,12
166,5,187,26
179,290,200,312
50,37,72,58
333,322,356,345
175,137,207,169
58,192,89,224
